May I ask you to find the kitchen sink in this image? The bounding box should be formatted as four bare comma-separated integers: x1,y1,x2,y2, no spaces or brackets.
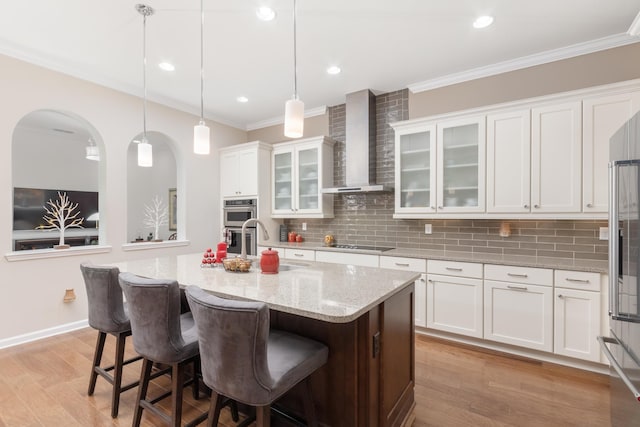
278,263,308,271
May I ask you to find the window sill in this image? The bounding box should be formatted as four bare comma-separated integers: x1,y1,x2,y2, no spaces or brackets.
5,245,112,262
121,240,190,251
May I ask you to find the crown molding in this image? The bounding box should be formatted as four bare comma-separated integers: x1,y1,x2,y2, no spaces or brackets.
0,39,245,130
408,33,640,93
628,11,640,36
246,105,328,131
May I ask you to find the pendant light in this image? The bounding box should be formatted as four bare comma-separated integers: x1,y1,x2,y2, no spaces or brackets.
193,0,210,154
284,0,303,138
136,4,154,167
85,138,100,161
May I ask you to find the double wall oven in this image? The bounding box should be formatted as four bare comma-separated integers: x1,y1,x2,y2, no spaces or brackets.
223,198,257,256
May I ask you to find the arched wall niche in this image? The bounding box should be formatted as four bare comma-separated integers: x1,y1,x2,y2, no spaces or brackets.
126,131,178,243
11,109,105,251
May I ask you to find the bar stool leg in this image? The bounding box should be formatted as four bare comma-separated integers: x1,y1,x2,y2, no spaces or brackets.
110,332,127,418
301,377,318,427
256,405,271,427
171,362,185,427
133,358,153,427
88,331,106,396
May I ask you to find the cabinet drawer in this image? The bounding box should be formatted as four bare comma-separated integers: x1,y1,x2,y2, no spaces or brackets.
554,270,600,292
283,248,315,261
427,260,482,278
380,256,426,273
484,264,552,286
315,251,379,268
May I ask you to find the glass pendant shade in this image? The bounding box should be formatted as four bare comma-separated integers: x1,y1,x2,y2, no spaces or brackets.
85,145,100,161
284,98,304,138
194,120,210,154
138,138,153,167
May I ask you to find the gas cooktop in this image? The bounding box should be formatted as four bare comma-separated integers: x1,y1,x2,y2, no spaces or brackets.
332,244,394,252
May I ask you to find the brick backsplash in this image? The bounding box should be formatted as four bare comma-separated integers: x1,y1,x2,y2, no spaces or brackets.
284,89,608,262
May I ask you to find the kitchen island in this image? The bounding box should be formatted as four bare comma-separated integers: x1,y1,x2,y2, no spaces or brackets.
113,253,420,427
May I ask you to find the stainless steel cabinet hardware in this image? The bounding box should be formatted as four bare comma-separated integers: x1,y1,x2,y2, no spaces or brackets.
586,203,593,208
565,278,590,283
294,253,304,257
524,204,529,208
558,294,564,298
445,267,463,271
534,204,540,208
507,285,528,291
395,262,410,267
420,278,426,282
438,206,443,209
507,272,528,278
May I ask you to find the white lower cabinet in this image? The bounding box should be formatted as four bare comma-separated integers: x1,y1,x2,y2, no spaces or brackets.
483,264,554,352
380,256,427,327
315,250,379,267
426,260,484,338
553,270,602,362
283,248,315,261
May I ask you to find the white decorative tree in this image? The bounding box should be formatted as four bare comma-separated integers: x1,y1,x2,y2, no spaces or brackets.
143,195,168,241
37,191,85,248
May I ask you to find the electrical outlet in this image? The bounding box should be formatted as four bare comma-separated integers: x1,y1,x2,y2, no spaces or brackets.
599,227,608,240
302,222,307,231
424,224,432,234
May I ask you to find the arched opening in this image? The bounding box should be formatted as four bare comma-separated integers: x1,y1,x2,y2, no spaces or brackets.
126,131,178,242
11,109,104,251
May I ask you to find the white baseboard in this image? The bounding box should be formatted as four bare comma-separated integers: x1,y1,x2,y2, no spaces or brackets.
0,319,89,350
416,328,610,375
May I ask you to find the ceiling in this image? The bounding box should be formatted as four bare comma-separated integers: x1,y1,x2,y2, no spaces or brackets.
1,1,639,131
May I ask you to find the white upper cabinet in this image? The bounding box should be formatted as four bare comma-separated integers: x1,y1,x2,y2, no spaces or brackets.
583,91,640,213
394,123,436,214
437,116,486,213
271,136,334,218
486,109,531,213
219,141,270,199
531,101,582,213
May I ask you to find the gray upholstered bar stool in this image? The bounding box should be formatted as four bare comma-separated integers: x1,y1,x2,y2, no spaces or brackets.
118,272,204,427
186,286,329,427
80,262,142,418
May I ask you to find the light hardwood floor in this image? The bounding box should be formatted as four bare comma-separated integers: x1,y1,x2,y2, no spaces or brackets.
0,329,610,426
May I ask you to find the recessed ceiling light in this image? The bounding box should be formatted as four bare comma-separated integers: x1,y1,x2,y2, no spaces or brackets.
256,6,276,21
237,96,249,103
473,15,494,29
327,65,341,75
158,62,175,71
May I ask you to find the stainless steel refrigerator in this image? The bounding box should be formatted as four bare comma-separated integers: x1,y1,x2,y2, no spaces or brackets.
599,110,640,426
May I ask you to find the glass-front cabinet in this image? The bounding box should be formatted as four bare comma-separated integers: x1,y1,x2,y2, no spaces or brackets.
392,116,485,217
394,123,436,214
437,116,485,213
271,136,334,218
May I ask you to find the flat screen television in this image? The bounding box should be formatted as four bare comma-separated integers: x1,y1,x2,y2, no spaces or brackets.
13,187,99,231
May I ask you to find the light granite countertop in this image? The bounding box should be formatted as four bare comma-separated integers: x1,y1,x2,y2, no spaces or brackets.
260,242,608,273
112,253,419,324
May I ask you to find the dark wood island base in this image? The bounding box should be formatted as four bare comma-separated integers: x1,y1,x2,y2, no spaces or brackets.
271,284,415,427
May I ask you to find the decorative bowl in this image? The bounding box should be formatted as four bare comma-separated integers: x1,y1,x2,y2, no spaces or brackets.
223,257,252,273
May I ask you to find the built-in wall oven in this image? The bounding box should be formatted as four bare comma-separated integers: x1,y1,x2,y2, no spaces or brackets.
223,199,257,256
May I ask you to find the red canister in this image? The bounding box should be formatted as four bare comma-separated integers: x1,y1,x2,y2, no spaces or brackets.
260,247,280,274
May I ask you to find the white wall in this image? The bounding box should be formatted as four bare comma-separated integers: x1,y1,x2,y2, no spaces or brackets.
0,53,247,343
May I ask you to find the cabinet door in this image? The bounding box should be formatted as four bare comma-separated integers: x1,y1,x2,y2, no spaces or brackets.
437,116,486,213
583,91,640,213
486,110,531,213
484,280,553,352
427,274,483,338
272,150,294,214
237,149,258,196
554,288,601,362
296,146,321,213
415,274,427,328
395,125,436,213
531,102,582,213
220,151,239,197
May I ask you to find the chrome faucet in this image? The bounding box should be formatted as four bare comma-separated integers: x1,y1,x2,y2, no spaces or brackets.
240,218,270,259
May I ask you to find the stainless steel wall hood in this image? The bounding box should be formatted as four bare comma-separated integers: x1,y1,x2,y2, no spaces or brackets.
322,89,391,194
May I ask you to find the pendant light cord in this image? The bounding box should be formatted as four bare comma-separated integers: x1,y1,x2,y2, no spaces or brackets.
200,0,205,122
142,11,148,139
292,0,298,100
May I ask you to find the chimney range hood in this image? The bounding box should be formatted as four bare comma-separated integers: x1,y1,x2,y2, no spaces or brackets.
322,89,392,193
